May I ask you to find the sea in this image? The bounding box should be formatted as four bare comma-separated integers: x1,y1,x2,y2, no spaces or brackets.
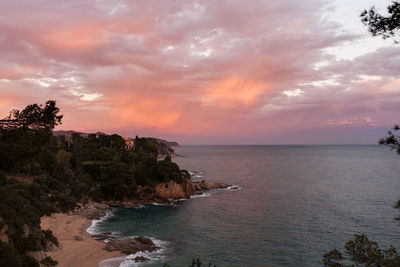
90,145,400,267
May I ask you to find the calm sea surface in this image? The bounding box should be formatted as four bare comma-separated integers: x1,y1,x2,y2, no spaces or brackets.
95,145,400,267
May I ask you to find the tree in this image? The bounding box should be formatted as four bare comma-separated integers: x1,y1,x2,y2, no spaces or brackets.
0,101,63,173
323,234,400,267
1,100,62,132
380,125,400,220
361,1,400,43
379,125,400,154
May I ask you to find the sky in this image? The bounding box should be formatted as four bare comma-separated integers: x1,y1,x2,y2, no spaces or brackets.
0,0,399,144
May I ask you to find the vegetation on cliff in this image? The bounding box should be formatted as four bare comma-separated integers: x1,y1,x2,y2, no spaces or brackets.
0,101,190,266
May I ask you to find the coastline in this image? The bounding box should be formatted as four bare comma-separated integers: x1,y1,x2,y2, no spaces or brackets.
39,180,232,267
40,213,123,267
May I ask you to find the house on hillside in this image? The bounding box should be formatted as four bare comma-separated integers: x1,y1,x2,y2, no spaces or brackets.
124,137,134,150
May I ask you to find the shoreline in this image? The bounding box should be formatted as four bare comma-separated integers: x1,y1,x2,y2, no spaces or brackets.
40,180,233,267
40,213,123,267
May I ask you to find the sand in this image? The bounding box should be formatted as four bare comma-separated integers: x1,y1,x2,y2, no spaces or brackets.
40,213,123,267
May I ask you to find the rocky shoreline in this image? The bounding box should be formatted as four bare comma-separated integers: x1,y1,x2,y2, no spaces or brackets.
39,179,234,266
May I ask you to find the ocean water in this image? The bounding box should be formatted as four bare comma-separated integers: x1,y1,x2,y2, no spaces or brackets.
94,145,400,267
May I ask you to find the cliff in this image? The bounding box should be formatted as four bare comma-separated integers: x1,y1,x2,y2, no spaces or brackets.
154,178,195,200
143,137,178,157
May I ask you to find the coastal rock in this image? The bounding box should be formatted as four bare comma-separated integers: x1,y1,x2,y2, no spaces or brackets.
75,202,110,219
133,256,150,262
152,178,195,201
194,180,231,191
105,237,159,254
106,201,140,208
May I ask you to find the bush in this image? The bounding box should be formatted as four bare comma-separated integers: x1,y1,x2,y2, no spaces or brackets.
41,256,57,266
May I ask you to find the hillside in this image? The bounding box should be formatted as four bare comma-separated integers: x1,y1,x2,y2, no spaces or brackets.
0,101,191,266
54,131,179,157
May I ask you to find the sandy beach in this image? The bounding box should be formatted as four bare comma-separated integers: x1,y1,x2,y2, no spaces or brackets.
41,213,123,267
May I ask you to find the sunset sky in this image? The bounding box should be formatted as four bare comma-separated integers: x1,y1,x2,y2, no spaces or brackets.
0,0,399,144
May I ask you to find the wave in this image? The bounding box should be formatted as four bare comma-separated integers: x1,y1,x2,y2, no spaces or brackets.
171,197,188,203
220,185,242,191
190,192,211,199
189,170,205,180
149,202,173,206
99,237,168,267
86,211,115,235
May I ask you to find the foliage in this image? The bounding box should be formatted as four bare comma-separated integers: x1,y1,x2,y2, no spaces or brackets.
134,136,159,157
323,234,400,267
2,100,62,132
40,256,58,266
0,100,62,174
0,240,39,267
380,125,400,219
0,101,189,266
379,125,400,154
42,230,58,246
361,1,400,43
145,137,176,157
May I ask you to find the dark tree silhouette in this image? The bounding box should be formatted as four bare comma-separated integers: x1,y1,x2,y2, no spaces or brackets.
361,1,400,43
0,100,62,132
323,234,400,267
379,125,400,154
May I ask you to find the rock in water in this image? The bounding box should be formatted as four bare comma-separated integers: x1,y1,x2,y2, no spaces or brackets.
194,180,231,191
105,237,160,254
134,256,150,262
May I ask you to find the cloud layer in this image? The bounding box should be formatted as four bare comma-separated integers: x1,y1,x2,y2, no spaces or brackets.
0,0,398,143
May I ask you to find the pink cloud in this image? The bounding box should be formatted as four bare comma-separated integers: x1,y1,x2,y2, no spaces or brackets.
0,0,397,143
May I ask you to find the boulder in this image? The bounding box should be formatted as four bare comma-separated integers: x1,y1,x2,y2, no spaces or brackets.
105,237,159,254
194,180,230,191
133,256,150,262
75,202,110,219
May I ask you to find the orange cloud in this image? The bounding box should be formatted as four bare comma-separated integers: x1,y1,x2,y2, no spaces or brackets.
40,24,107,51
0,93,16,116
112,95,181,129
203,77,273,108
0,0,397,144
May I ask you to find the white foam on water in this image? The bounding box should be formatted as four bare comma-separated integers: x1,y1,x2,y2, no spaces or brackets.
171,197,188,202
189,171,205,180
220,185,242,191
190,192,211,199
86,211,114,235
149,202,174,206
